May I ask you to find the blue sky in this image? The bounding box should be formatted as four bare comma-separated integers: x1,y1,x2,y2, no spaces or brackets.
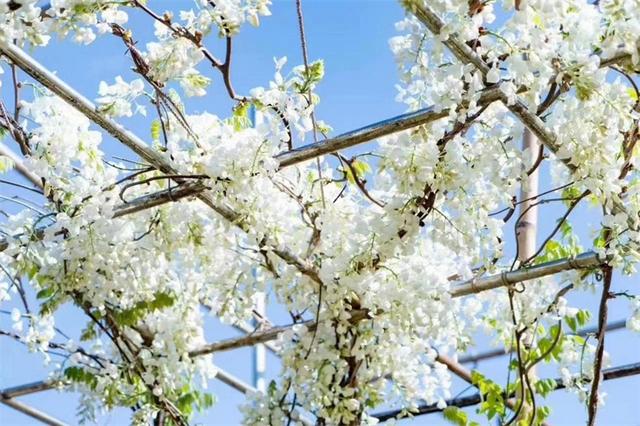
1,1,639,425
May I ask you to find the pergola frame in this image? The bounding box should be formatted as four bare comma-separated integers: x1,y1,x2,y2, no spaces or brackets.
0,2,638,423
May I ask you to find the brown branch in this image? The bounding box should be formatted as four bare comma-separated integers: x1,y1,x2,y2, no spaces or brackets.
587,263,613,426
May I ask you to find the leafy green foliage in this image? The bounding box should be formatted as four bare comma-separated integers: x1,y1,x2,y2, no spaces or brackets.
113,292,175,327
565,308,590,333
535,378,559,397
80,321,97,341
536,405,552,423
529,323,564,363
443,406,479,426
175,384,216,417
344,159,371,184
471,371,506,420
593,229,608,249
534,220,582,264
33,272,66,316
294,60,325,94
150,119,162,141
65,366,98,390
0,155,14,174
36,286,56,300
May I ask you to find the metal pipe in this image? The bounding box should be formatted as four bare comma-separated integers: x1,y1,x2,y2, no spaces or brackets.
0,142,43,189
1,380,56,399
191,252,606,357
459,319,627,364
0,398,67,426
450,251,603,297
0,38,321,287
371,361,640,421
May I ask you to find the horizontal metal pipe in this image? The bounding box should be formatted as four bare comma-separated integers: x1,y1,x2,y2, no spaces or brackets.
450,251,603,297
190,253,605,356
275,86,503,167
372,361,640,421
232,322,280,356
458,319,627,364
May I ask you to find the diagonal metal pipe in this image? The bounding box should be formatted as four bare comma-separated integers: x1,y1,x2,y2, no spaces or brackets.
0,398,67,426
0,38,321,286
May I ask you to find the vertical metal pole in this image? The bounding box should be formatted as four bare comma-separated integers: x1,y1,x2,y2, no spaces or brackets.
252,294,267,392
517,128,540,261
250,105,267,392
516,128,540,421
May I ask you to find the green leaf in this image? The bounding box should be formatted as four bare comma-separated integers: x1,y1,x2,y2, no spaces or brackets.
80,322,97,341
176,392,196,416
471,371,506,421
443,406,468,426
150,119,161,141
150,291,175,310
352,159,371,178
64,367,98,390
537,405,552,421
36,287,55,299
573,335,586,345
294,60,325,94
24,263,39,280
535,378,559,397
576,309,591,327
562,186,582,207
40,292,64,316
0,156,14,174
230,102,252,130
113,292,175,327
560,220,573,238
593,230,607,249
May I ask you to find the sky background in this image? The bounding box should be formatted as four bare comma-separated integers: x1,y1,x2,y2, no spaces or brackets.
1,0,639,425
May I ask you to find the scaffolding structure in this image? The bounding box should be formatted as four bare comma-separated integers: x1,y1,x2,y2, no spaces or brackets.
0,2,639,423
